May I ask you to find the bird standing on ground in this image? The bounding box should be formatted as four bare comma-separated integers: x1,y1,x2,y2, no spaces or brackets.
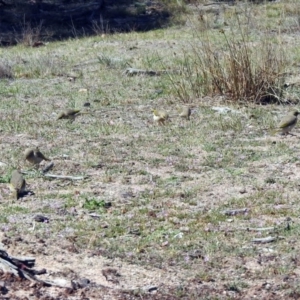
24,147,50,166
57,109,81,121
10,170,26,200
178,106,192,120
152,109,169,125
272,110,299,135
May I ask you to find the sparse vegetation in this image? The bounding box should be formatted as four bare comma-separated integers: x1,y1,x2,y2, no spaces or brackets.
0,0,300,299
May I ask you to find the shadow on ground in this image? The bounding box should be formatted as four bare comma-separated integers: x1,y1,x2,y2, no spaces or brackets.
0,0,170,46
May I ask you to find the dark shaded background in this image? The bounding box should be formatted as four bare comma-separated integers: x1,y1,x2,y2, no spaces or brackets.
0,0,170,45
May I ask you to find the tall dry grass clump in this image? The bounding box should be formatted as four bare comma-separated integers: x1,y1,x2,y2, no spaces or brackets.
169,18,288,104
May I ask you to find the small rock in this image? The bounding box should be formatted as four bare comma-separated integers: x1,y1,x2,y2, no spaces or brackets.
188,249,203,259
34,215,49,223
239,188,246,194
161,241,169,247
88,213,101,219
72,278,90,289
42,162,54,173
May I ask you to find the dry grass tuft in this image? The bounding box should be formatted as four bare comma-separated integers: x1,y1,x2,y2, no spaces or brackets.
17,22,44,47
168,13,289,104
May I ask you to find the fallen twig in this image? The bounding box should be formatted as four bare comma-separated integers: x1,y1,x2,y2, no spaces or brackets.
252,236,278,244
0,250,46,283
43,174,87,180
22,170,86,181
0,248,80,288
223,208,249,216
124,68,168,76
243,227,275,232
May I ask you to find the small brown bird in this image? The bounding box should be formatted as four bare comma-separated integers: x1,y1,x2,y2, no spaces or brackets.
24,147,50,166
272,110,299,135
10,170,26,200
152,109,169,125
178,106,192,120
57,109,81,121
